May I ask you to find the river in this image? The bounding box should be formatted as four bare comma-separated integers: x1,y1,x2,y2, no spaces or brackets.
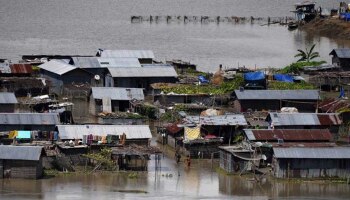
0,0,349,72
1,150,350,199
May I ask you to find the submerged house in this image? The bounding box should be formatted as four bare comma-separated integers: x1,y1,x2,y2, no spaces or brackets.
0,92,18,112
96,49,155,64
0,145,45,179
231,89,320,112
0,113,60,132
37,60,93,95
219,144,264,174
111,144,161,171
107,64,178,91
329,48,350,70
266,112,342,137
177,114,248,158
89,87,144,115
272,147,350,178
56,124,152,146
242,129,334,164
243,129,333,143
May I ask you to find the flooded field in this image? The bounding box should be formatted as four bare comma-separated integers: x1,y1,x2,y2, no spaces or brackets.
1,148,350,200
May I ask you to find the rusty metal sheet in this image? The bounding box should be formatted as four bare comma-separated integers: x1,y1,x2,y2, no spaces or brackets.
245,129,332,141
10,63,33,74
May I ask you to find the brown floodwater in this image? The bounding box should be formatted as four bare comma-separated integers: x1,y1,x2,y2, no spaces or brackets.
1,147,350,200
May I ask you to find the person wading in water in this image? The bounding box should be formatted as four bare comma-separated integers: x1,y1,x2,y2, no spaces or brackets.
175,151,181,164
185,155,191,168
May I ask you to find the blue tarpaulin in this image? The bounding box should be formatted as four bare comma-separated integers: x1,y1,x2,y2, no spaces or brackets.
274,74,294,82
244,71,265,81
198,75,209,84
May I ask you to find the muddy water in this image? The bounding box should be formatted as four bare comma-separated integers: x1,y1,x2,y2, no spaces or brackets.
1,149,350,200
1,0,349,72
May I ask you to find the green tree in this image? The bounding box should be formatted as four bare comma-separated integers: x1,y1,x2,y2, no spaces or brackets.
294,44,320,62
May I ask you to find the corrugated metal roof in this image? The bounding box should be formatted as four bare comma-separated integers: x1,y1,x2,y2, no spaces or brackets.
234,90,320,100
244,129,332,141
38,60,76,75
108,66,178,78
56,125,152,140
100,50,155,59
10,64,33,74
182,115,247,126
91,87,144,100
98,58,141,68
0,145,44,161
142,64,173,68
330,48,350,58
0,92,18,104
0,113,60,125
268,112,342,126
273,147,350,159
71,57,101,68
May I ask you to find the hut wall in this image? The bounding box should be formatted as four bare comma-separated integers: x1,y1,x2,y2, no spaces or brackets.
93,99,103,115
0,125,56,132
274,158,350,178
126,156,148,171
220,150,234,173
332,57,340,67
167,136,176,149
59,147,88,166
104,74,114,87
125,139,149,146
219,150,246,173
138,58,153,64
239,100,317,112
0,104,16,113
40,71,63,95
61,69,92,85
0,159,3,178
2,159,43,179
89,96,98,115
184,144,220,159
239,100,281,112
154,95,185,105
114,77,177,91
98,117,145,125
109,100,119,112
338,58,350,70
82,68,106,86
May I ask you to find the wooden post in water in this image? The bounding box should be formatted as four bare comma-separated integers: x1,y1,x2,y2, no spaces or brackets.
268,17,270,25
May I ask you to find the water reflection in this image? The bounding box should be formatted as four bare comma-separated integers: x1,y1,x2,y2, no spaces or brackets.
219,173,350,199
1,158,350,199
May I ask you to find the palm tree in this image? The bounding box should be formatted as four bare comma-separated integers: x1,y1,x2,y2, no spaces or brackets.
294,44,320,62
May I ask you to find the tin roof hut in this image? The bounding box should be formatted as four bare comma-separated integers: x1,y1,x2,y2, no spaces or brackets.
0,145,45,179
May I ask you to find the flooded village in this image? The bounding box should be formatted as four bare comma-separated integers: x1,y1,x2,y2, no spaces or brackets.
1,0,350,199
